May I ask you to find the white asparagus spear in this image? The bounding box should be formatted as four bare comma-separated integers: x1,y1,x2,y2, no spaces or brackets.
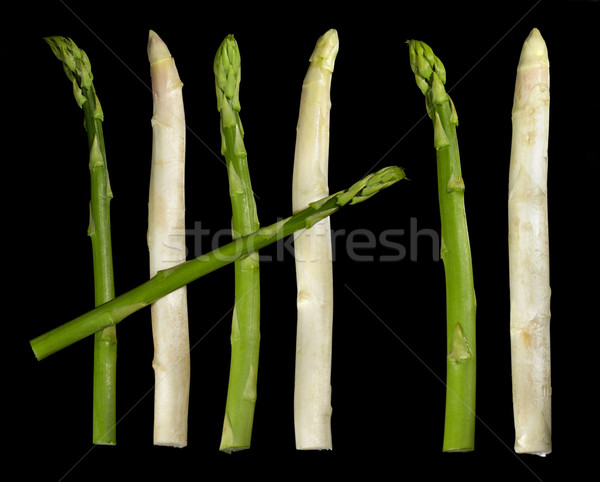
508,27,551,456
147,30,190,447
292,29,339,450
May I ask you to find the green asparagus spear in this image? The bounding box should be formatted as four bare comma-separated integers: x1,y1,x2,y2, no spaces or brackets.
45,36,117,446
408,40,477,452
30,166,406,361
214,35,261,453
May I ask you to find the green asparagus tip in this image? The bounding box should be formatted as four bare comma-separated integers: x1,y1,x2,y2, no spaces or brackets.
214,34,241,118
45,36,94,106
335,166,407,207
351,166,407,204
407,39,446,94
407,40,451,119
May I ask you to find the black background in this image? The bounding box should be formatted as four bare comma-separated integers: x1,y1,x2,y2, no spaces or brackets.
8,1,597,480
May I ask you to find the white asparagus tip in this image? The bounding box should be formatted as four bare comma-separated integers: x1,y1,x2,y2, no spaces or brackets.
519,28,549,70
148,29,172,65
309,29,339,72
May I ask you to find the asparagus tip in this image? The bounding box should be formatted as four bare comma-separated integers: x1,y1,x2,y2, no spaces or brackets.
309,28,339,72
147,29,172,65
513,27,549,113
214,34,242,118
44,35,93,95
519,28,549,69
407,39,446,92
334,166,406,207
351,166,406,203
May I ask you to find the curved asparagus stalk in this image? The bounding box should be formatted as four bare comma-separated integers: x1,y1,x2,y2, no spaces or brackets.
45,36,117,445
292,29,339,451
30,166,406,361
508,28,551,456
214,35,261,453
147,30,190,448
408,40,477,452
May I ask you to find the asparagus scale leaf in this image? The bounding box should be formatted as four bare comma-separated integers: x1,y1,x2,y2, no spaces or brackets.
45,36,117,446
408,40,477,452
30,166,406,361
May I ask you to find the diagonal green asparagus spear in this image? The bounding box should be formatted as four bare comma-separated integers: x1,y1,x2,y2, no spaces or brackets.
408,40,477,452
45,36,117,446
29,166,406,362
214,35,261,453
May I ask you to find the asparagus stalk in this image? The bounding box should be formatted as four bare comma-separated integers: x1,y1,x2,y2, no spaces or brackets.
147,30,190,448
292,29,339,451
214,35,261,453
30,166,406,361
408,40,477,452
508,28,551,456
45,36,117,445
